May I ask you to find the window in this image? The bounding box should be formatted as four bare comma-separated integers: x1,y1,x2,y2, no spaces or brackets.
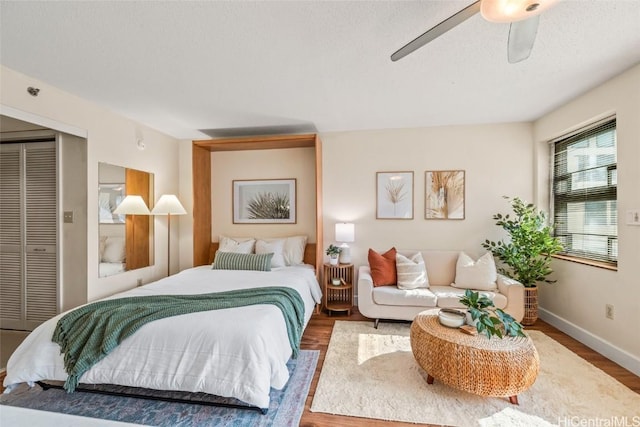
551,118,617,265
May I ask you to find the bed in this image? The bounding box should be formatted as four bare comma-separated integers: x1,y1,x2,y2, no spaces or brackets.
3,239,322,411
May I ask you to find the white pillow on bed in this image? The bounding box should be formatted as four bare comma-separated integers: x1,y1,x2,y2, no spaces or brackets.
282,235,308,266
102,236,125,263
255,239,286,268
219,236,255,254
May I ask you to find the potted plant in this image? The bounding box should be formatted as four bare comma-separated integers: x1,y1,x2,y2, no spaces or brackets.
482,196,563,325
460,289,525,339
325,244,341,266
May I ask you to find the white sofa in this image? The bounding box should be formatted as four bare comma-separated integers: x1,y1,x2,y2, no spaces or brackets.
358,250,525,328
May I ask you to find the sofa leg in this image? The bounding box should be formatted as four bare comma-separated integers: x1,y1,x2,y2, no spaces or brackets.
374,319,379,329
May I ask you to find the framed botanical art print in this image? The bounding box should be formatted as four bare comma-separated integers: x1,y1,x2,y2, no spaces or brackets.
233,179,296,224
376,171,414,219
425,170,465,219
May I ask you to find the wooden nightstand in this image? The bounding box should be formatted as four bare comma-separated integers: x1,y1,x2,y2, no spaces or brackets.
322,263,354,315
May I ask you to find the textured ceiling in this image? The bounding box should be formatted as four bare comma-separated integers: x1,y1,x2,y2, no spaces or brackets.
1,1,639,140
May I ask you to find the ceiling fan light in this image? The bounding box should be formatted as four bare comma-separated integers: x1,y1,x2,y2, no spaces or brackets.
481,0,557,23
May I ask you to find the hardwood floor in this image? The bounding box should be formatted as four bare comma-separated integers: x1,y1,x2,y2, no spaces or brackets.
299,308,640,427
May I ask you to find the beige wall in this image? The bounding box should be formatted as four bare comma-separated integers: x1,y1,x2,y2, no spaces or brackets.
1,65,181,303
210,147,317,242
320,123,534,267
60,133,88,311
533,64,640,375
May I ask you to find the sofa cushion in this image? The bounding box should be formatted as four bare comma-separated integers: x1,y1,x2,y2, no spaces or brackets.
430,286,507,310
418,250,459,286
372,285,437,307
452,252,497,290
396,252,429,289
368,247,397,287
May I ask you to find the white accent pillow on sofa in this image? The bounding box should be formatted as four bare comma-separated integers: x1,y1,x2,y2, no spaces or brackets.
396,252,429,290
452,252,497,290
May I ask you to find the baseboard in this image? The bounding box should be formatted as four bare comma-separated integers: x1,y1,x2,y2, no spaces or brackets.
539,308,640,376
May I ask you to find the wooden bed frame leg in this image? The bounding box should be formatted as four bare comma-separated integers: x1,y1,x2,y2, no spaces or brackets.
508,395,519,405
427,375,434,385
374,319,379,329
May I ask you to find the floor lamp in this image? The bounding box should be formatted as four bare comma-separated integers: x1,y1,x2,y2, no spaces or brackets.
151,194,186,277
113,195,151,270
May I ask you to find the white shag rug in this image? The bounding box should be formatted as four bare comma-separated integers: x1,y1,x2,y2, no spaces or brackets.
310,321,640,426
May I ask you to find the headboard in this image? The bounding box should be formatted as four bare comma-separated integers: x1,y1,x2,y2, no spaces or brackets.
208,242,317,268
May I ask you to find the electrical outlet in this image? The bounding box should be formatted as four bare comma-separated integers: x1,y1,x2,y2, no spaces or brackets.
605,304,614,320
63,211,74,223
626,210,640,226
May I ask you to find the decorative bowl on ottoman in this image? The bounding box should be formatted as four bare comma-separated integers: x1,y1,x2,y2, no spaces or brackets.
438,308,466,328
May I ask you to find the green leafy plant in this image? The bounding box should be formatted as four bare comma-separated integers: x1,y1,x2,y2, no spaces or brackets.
325,244,341,257
482,196,563,288
459,289,525,339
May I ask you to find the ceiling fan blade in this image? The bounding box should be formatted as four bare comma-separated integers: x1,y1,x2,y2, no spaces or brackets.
391,1,481,62
507,15,540,64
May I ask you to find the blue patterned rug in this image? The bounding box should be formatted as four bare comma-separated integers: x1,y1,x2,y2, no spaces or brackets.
0,350,318,426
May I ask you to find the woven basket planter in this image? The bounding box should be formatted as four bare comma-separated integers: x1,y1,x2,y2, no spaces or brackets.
522,286,539,326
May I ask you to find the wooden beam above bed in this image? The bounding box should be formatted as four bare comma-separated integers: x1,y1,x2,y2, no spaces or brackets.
193,134,316,152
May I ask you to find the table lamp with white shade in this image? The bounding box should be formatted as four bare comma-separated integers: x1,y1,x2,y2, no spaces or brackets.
151,194,186,276
335,222,355,264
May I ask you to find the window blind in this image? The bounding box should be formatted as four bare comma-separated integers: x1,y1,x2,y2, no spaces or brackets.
552,119,617,264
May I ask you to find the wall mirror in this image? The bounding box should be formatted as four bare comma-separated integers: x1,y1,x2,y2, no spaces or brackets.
98,162,154,277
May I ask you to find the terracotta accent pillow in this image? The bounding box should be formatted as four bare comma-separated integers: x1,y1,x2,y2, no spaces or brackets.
368,247,397,287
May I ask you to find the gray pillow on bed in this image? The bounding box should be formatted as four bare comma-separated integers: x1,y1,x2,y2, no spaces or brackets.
211,251,274,271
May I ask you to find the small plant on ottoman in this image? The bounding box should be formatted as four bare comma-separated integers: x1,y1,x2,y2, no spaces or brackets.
460,289,525,339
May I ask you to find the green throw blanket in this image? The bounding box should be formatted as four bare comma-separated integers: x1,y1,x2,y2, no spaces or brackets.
52,286,305,392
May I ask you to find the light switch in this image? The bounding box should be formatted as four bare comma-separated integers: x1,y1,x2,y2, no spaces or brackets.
63,211,74,223
626,210,640,226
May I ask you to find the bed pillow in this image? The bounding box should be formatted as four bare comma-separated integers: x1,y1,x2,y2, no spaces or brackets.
211,251,273,271
368,247,397,287
219,236,255,254
255,239,286,268
396,252,429,290
102,236,125,263
282,235,308,265
452,252,497,290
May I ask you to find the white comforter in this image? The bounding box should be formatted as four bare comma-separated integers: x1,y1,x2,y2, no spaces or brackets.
3,265,322,410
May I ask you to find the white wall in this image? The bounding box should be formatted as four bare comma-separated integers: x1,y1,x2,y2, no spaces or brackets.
59,133,88,311
320,123,534,268
178,140,194,272
533,64,640,375
1,65,181,303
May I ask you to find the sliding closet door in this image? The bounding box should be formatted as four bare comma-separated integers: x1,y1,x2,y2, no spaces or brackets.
24,142,58,328
0,141,58,330
0,144,23,329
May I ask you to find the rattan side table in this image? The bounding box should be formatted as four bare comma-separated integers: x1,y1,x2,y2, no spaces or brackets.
322,263,354,315
410,312,539,405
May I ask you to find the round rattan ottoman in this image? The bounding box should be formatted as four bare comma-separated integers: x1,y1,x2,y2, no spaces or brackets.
410,312,539,404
